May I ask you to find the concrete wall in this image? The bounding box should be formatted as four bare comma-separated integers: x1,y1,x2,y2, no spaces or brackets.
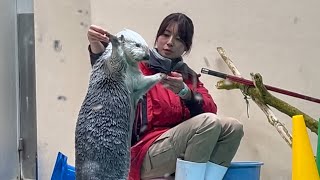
34,0,91,179
34,0,320,179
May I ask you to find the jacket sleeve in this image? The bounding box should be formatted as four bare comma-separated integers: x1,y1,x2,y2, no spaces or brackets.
88,41,109,67
183,79,218,117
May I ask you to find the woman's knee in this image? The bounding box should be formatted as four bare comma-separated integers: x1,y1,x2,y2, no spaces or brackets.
203,114,244,138
225,117,244,138
197,113,222,132
201,113,220,123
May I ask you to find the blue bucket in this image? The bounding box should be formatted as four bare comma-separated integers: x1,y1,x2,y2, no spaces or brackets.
223,161,263,180
51,152,75,180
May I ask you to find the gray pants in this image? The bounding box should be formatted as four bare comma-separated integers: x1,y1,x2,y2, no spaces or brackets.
140,113,244,179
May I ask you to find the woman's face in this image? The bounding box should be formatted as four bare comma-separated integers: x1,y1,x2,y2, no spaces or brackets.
156,23,186,59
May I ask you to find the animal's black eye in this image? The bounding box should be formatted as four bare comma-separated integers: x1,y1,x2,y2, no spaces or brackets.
135,43,141,47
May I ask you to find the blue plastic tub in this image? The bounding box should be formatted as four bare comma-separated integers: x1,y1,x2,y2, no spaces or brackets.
51,152,75,180
51,153,263,180
223,161,264,180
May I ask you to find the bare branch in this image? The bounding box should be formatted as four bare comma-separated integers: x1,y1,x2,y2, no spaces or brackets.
217,47,242,77
253,97,292,147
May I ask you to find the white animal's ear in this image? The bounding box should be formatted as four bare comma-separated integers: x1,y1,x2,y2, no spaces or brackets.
120,35,125,42
109,34,120,46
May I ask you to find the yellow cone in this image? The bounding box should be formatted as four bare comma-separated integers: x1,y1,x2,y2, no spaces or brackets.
292,115,319,180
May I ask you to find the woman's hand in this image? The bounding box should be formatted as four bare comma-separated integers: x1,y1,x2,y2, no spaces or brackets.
87,25,110,54
161,72,184,94
88,25,109,43
161,72,192,100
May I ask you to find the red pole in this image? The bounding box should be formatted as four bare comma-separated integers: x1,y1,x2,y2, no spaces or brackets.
201,68,320,104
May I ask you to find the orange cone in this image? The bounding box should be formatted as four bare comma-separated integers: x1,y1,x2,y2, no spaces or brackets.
292,115,319,180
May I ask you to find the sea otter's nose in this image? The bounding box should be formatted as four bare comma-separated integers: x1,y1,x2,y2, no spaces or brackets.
143,53,150,60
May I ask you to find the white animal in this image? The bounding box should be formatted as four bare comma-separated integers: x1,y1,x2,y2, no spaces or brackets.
75,29,165,180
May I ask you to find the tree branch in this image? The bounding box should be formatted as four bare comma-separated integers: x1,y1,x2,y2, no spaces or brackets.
251,73,318,134
217,47,241,77
215,47,296,148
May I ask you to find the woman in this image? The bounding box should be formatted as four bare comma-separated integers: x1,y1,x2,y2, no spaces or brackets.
87,13,244,180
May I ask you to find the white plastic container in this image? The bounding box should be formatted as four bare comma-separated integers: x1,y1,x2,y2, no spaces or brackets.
175,158,207,180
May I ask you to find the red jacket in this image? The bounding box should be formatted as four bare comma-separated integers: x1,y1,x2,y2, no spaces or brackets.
129,62,217,180
88,45,217,180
